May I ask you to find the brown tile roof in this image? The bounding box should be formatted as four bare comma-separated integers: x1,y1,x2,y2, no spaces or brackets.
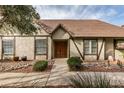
38,19,124,37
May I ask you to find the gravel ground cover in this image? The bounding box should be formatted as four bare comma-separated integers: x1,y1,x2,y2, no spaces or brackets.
0,60,54,73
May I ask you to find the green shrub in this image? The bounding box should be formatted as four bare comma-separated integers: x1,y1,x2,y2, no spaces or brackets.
67,57,81,71
33,60,48,71
68,72,113,88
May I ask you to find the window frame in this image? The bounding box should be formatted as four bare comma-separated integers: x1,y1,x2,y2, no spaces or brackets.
84,39,98,55
2,39,14,55
35,39,47,55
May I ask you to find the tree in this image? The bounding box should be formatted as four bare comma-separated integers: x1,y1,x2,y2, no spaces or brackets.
0,5,40,34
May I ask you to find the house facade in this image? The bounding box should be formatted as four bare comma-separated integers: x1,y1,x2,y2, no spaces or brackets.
0,20,124,61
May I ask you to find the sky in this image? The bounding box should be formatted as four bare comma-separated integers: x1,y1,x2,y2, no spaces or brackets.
35,5,124,26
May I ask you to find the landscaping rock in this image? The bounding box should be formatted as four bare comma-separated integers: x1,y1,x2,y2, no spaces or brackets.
0,61,35,72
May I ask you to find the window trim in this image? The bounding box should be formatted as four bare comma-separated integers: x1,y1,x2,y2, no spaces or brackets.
2,39,14,55
83,39,98,55
35,39,47,55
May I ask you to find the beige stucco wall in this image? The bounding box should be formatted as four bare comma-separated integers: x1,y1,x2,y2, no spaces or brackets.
0,37,2,59
98,39,105,60
70,39,83,58
48,37,52,60
15,37,35,60
105,38,114,59
51,39,54,59
35,55,47,60
35,37,47,39
6,36,48,60
2,37,14,39
84,55,97,61
52,28,70,40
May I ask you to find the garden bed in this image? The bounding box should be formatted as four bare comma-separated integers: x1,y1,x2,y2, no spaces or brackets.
0,60,53,73
80,61,124,72
12,64,53,73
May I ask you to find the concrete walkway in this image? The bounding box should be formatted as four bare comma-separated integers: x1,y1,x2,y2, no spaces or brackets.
1,59,124,87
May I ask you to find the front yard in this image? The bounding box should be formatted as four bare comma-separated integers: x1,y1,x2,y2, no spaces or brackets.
1,58,124,87
0,59,70,88
1,59,124,73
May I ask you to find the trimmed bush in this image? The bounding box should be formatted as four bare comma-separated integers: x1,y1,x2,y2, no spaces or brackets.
33,60,48,71
67,57,81,71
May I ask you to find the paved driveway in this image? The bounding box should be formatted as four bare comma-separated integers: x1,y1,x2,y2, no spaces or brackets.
1,59,124,87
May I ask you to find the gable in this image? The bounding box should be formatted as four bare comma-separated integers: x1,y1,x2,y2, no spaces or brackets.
52,26,70,39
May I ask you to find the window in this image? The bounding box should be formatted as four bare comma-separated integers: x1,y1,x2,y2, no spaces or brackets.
84,40,97,54
3,40,14,55
35,39,47,55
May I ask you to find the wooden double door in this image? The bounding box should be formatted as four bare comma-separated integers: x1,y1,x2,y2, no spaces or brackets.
54,41,68,58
